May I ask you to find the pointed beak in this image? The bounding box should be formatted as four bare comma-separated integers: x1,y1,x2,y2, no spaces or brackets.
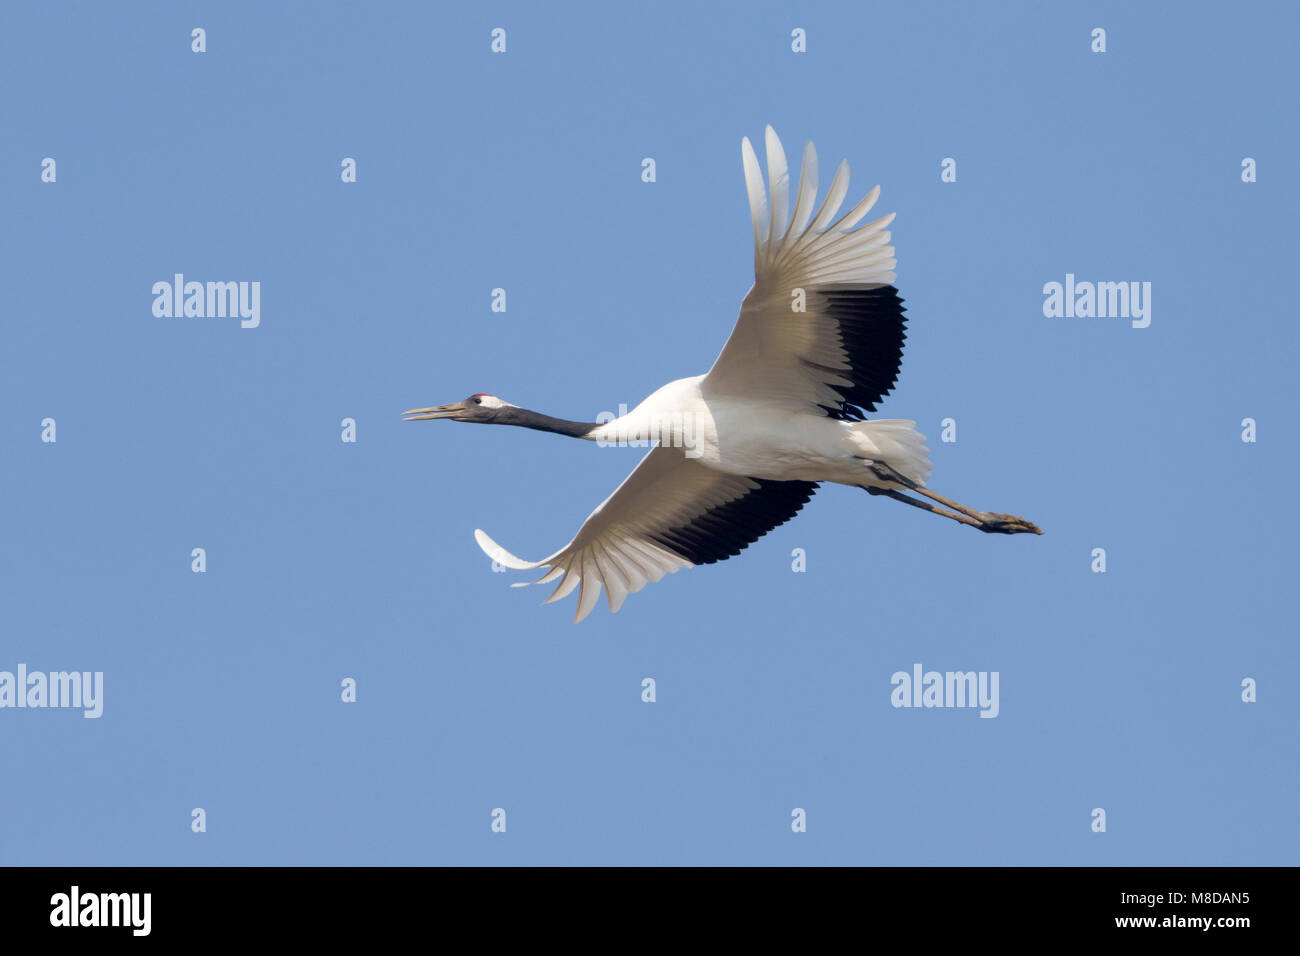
403,402,464,422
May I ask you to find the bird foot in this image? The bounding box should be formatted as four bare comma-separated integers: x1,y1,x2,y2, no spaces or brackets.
974,512,1043,535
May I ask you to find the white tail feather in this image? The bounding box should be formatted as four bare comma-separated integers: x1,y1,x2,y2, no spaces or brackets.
855,420,933,487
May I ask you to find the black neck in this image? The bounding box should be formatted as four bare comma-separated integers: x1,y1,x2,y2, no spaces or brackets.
494,406,598,439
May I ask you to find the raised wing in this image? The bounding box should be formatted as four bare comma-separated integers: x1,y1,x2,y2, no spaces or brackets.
475,446,818,622
706,126,907,420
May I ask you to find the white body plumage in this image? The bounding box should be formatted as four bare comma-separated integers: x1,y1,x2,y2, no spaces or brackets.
588,375,930,488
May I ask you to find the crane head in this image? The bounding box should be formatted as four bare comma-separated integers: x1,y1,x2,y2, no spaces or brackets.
403,393,508,422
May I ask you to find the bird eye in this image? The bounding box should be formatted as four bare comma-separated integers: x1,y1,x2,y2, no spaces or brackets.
473,397,482,405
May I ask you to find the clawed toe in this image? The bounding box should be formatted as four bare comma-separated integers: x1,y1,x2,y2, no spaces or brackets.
977,513,1043,535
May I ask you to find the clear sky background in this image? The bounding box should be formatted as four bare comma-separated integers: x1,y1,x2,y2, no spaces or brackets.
1,1,1296,865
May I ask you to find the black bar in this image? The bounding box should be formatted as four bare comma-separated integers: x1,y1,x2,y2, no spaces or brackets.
0,866,1285,941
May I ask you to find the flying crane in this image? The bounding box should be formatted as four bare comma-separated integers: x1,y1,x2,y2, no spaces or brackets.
406,127,1041,621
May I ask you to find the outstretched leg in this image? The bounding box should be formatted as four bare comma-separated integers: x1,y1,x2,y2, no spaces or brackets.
864,462,1042,535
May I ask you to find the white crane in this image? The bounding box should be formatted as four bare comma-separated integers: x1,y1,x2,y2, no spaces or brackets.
406,127,1041,622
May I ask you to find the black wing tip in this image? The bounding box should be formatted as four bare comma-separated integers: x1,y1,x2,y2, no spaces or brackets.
815,284,908,418
650,479,819,566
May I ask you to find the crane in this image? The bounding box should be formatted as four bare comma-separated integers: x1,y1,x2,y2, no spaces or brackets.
406,127,1042,622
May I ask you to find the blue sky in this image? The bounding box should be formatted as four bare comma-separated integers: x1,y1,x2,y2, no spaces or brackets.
1,1,1296,865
